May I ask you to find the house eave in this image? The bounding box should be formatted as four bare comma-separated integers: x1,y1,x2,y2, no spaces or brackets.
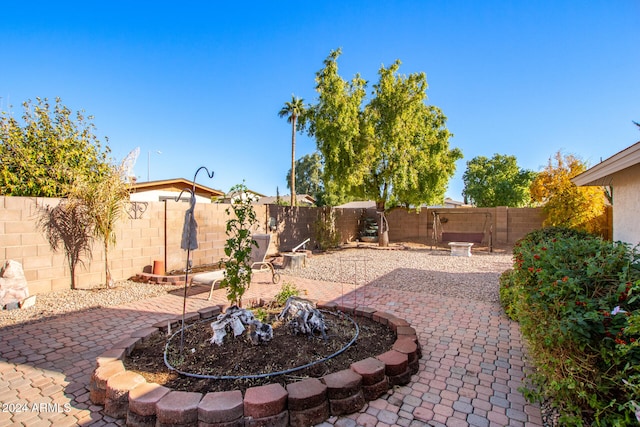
572,141,640,186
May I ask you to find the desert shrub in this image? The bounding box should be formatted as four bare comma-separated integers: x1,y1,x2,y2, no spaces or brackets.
502,227,640,425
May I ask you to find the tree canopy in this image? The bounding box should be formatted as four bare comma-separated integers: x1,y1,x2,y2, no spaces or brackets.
462,154,536,207
307,49,462,210
286,152,325,205
530,151,607,234
0,97,112,197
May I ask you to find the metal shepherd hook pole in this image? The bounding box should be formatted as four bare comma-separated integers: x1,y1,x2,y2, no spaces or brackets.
176,166,215,354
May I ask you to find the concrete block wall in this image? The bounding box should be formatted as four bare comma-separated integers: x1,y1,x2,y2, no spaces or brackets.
1,196,545,295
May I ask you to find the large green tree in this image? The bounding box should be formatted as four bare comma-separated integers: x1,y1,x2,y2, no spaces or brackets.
286,152,325,205
278,95,306,207
307,49,461,243
0,97,111,197
462,154,536,207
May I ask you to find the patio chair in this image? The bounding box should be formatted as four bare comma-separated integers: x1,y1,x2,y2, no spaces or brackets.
191,233,281,300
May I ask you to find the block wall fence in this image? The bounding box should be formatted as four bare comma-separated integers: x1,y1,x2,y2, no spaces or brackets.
0,196,545,295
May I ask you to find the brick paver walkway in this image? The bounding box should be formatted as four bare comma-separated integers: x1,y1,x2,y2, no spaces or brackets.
0,271,542,427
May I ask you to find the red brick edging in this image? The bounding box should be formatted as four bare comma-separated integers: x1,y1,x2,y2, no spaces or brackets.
90,303,422,427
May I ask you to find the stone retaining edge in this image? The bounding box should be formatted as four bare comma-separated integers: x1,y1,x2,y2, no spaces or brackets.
91,303,422,427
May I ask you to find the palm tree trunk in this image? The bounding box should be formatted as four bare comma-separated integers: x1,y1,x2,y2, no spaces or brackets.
104,241,113,288
291,116,297,207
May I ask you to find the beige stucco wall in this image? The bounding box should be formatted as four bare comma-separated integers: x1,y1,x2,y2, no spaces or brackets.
612,163,640,246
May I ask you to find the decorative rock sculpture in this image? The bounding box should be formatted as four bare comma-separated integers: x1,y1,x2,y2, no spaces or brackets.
278,297,327,340
0,260,29,309
210,306,273,346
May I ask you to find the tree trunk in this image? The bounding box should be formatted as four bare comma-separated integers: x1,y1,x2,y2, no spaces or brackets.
104,241,114,288
378,210,389,247
67,255,77,290
290,116,297,207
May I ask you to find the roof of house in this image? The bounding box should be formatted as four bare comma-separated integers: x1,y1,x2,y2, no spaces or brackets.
257,194,316,205
572,141,640,186
335,200,377,209
130,178,224,198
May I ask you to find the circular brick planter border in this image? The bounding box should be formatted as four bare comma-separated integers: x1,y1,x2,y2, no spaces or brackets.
90,302,422,427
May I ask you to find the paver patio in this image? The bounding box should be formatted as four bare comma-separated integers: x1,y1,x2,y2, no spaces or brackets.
0,269,542,427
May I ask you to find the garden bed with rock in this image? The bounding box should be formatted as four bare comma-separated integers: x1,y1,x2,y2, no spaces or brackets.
90,301,422,427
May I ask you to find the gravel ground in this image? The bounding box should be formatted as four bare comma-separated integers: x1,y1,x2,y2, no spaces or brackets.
0,281,183,328
284,246,513,304
0,245,514,329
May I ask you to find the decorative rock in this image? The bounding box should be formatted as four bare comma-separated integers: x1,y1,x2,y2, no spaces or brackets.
243,383,288,419
198,390,243,424
20,295,36,309
286,378,327,411
322,369,362,400
155,391,202,425
104,371,146,419
0,260,29,307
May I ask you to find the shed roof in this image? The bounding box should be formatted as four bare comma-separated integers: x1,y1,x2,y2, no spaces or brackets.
130,178,224,198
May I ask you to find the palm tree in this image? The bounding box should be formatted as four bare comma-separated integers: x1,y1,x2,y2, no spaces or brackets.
69,166,130,288
278,95,306,207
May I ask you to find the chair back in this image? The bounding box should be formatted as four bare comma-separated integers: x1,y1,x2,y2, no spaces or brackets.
250,234,271,263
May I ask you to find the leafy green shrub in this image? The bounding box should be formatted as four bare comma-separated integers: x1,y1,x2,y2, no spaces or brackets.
499,269,518,320
274,282,300,306
222,183,258,306
503,227,640,425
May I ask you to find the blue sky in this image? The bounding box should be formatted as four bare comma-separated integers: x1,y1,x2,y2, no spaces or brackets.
2,1,639,200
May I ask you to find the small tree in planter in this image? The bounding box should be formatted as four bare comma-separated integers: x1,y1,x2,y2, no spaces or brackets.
223,183,258,306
